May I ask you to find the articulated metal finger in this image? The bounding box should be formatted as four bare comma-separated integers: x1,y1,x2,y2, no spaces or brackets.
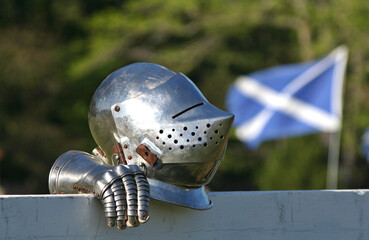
135,173,150,223
102,188,117,227
110,180,127,230
122,174,139,227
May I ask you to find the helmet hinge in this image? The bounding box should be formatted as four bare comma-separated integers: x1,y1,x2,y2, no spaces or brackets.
112,142,127,165
136,144,158,166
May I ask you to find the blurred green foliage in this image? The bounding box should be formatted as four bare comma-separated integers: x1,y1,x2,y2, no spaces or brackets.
0,0,368,193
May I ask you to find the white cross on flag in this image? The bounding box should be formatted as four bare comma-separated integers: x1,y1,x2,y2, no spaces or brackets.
226,46,348,148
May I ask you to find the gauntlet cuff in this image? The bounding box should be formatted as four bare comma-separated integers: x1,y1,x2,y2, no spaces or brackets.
49,150,118,198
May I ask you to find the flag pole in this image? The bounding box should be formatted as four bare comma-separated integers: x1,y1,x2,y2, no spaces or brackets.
326,45,348,189
326,130,341,189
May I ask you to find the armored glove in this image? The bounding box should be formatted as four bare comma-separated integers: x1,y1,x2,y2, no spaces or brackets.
49,150,150,229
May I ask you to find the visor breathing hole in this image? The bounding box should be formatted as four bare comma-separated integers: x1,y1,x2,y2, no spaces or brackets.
157,122,224,151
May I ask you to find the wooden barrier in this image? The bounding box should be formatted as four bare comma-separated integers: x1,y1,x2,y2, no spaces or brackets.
1,190,369,239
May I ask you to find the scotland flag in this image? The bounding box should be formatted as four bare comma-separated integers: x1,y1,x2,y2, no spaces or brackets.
226,46,348,148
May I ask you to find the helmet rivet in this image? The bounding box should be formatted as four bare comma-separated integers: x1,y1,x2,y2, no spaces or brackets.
128,155,133,160
114,106,120,112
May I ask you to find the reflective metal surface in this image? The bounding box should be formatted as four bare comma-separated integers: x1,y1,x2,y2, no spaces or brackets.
148,178,213,210
49,150,150,229
89,63,176,165
88,62,234,208
49,150,114,195
111,72,234,187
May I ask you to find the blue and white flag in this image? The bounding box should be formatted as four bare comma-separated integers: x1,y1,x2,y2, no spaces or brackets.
226,46,348,148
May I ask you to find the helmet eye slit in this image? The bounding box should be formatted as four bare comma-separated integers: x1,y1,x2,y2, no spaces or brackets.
171,103,204,119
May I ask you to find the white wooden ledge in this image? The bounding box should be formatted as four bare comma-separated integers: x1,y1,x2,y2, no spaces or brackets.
1,190,369,239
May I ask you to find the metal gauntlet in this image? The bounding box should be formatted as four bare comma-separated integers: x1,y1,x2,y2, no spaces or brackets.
49,150,150,229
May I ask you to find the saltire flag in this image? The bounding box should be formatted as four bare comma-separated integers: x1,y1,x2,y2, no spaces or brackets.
362,128,369,162
226,46,348,148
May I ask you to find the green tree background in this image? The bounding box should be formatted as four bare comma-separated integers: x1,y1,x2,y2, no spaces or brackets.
0,0,368,194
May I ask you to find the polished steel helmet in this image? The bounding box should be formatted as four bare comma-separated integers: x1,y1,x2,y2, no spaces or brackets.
89,63,234,209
